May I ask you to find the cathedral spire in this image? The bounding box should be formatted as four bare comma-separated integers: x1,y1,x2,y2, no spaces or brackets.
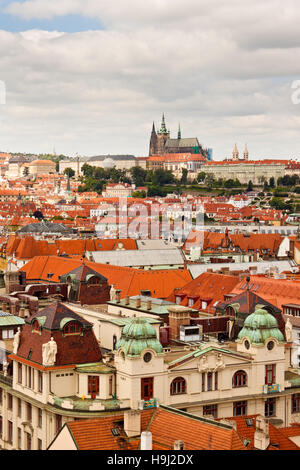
178,123,181,140
159,113,167,134
232,143,239,161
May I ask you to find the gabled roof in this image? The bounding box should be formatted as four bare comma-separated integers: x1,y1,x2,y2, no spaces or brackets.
50,406,246,450
220,415,300,450
21,256,192,299
145,406,246,450
230,275,300,311
61,264,108,283
14,302,102,367
217,289,282,315
166,271,240,313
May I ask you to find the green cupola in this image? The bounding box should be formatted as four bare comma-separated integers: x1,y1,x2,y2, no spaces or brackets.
237,307,285,345
116,317,163,357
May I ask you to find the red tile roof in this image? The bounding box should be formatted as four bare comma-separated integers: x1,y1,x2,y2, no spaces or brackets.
21,256,192,299
166,271,240,313
221,415,300,450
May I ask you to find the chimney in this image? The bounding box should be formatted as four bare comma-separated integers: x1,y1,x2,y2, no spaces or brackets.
10,304,16,315
19,308,25,318
254,416,270,450
141,431,152,450
116,290,121,303
136,297,141,309
146,299,152,310
124,410,141,438
167,305,191,341
2,303,6,312
125,295,130,305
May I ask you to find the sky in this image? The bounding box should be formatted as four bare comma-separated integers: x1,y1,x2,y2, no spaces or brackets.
0,0,300,160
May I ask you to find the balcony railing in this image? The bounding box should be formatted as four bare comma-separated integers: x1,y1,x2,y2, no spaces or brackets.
263,384,280,394
0,373,13,386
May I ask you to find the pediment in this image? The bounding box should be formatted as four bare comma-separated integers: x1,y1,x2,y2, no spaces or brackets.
168,346,251,372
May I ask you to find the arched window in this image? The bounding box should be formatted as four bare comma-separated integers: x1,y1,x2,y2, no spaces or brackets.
32,319,41,333
170,377,186,395
232,370,247,388
63,321,82,336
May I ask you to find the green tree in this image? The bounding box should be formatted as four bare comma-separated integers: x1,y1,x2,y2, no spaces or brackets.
130,166,147,186
81,163,94,178
180,168,188,185
247,180,253,192
64,167,75,178
269,177,275,188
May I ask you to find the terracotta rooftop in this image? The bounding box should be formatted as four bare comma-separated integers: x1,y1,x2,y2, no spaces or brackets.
20,256,192,299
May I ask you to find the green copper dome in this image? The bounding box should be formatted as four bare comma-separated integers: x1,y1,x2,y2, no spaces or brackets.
116,317,163,357
237,308,284,345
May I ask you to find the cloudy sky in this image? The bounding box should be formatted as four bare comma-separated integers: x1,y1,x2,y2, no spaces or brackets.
0,0,300,160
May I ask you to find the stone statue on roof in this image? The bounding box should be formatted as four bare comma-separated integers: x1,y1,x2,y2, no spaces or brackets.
110,284,117,302
42,337,57,366
13,327,21,354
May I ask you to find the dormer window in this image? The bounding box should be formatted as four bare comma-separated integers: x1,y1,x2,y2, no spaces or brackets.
63,321,82,336
32,319,41,333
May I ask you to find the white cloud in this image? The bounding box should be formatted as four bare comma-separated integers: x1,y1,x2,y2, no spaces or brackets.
0,1,300,158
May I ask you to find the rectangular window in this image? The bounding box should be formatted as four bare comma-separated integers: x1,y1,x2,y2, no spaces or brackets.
233,401,247,416
207,372,213,391
265,398,276,417
27,367,32,388
26,432,31,450
38,408,42,428
38,371,43,393
38,439,42,451
202,373,205,392
203,404,218,419
109,376,113,396
141,377,154,401
18,398,22,418
0,389,2,405
292,394,300,413
8,421,13,444
7,393,13,410
214,372,218,390
0,417,2,437
18,363,22,384
265,364,276,385
18,428,22,450
27,403,32,421
88,376,99,397
56,415,62,434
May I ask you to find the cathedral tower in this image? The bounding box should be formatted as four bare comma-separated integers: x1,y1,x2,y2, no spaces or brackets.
154,113,170,155
232,143,239,161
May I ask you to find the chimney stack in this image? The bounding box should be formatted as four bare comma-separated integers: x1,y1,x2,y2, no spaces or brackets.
19,308,25,318
125,295,130,305
254,416,270,450
146,299,152,310
167,305,192,341
136,297,141,309
124,410,141,438
141,431,152,450
116,290,121,303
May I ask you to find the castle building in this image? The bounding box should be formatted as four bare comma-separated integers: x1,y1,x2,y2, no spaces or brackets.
149,114,208,158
